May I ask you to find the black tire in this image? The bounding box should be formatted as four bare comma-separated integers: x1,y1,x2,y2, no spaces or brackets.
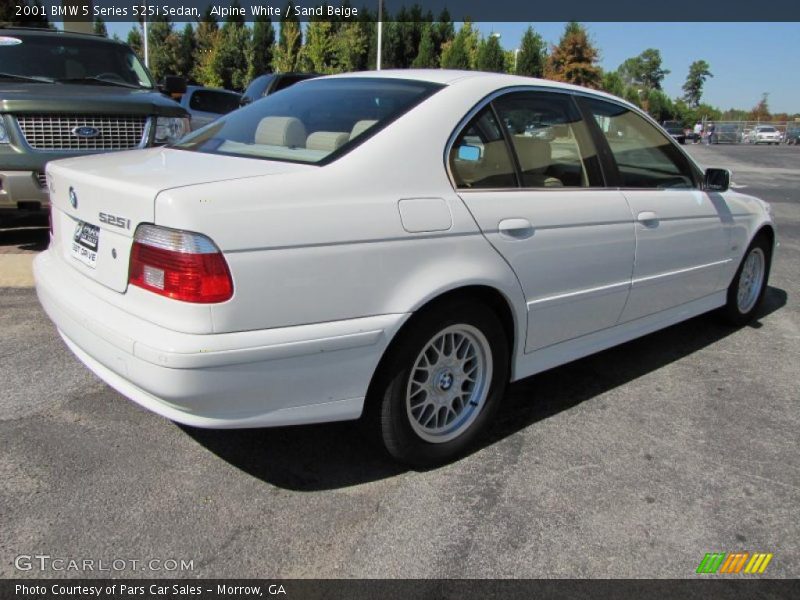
365,299,509,467
721,234,772,326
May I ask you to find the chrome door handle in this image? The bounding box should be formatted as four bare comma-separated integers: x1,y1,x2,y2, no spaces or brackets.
637,211,659,227
498,218,534,240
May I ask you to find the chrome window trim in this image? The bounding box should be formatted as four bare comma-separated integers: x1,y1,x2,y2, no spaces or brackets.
444,85,704,193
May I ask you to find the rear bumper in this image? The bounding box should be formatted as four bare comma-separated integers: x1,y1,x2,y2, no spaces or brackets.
34,249,408,428
0,170,49,209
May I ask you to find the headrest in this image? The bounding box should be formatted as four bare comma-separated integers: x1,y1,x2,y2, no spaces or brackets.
514,136,552,172
255,116,307,148
306,131,349,152
350,120,378,140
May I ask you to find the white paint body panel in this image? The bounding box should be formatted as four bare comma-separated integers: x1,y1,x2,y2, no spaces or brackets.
33,70,776,428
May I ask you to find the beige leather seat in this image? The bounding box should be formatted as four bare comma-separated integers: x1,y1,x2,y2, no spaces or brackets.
349,120,378,140
255,116,307,148
513,136,563,187
306,131,349,152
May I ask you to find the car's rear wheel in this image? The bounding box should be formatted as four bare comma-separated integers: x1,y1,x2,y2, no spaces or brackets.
366,300,509,467
721,234,772,325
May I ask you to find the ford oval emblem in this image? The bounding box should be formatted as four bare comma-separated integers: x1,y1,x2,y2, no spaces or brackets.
69,187,78,209
71,126,100,138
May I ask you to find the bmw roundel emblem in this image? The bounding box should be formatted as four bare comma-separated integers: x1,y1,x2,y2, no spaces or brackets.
71,126,100,138
69,187,78,209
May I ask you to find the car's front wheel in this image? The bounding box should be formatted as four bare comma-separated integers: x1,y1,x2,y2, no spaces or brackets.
721,234,772,325
366,300,509,467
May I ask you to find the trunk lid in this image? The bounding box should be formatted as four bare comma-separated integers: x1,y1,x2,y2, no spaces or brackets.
47,148,304,292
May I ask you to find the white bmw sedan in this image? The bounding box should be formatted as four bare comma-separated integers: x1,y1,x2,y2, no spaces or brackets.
35,71,775,466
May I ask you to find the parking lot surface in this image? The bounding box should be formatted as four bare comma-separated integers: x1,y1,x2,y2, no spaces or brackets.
1,144,798,578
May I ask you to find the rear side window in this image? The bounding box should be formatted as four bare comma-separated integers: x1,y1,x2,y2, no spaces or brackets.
584,98,698,189
175,78,442,165
449,107,517,189
493,92,602,188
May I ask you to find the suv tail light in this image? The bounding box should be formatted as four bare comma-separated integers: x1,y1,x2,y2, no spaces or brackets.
129,224,233,303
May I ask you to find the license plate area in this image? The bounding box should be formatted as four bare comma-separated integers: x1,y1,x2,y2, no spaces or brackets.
71,221,100,269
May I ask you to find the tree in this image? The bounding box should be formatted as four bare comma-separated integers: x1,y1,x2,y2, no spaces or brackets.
516,26,546,77
208,2,251,89
440,22,477,70
273,5,302,72
749,93,771,121
127,26,143,59
250,15,275,77
618,48,669,91
682,60,712,107
331,21,368,73
412,24,438,68
432,9,454,63
544,22,602,89
1,0,49,28
147,17,179,83
475,34,505,73
303,20,334,73
192,7,218,84
602,71,625,98
93,16,108,37
175,24,195,80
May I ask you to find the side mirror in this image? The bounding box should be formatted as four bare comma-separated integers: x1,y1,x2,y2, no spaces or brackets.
704,168,731,192
160,75,187,96
457,145,481,162
239,96,253,107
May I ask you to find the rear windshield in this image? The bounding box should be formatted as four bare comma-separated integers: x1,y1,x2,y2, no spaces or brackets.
0,33,153,88
174,77,443,165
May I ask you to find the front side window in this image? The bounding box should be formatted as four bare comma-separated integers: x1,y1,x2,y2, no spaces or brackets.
493,92,601,188
176,78,442,164
584,98,698,189
449,106,517,189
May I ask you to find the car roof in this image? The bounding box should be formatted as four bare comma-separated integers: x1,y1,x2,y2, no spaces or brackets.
322,69,637,108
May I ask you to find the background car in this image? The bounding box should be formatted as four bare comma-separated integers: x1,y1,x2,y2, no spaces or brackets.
0,27,188,216
239,72,319,106
662,120,686,144
784,126,800,145
747,125,782,144
711,123,741,144
179,85,242,130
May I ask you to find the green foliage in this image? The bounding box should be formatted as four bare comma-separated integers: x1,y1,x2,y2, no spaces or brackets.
602,71,625,98
93,17,108,37
682,60,712,107
440,22,477,70
544,22,602,89
147,17,178,83
302,20,334,72
207,14,251,90
412,24,438,68
617,48,669,91
250,16,276,76
516,26,546,77
475,35,505,73
330,21,368,73
1,0,50,28
175,24,195,80
273,8,303,72
127,26,142,59
192,9,218,84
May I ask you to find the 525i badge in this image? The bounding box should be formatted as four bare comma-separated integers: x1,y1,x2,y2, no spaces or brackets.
99,212,131,230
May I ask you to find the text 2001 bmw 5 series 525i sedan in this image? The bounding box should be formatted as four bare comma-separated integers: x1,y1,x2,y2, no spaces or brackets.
35,70,776,466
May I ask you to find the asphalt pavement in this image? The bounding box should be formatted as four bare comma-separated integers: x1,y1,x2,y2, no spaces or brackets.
1,143,798,578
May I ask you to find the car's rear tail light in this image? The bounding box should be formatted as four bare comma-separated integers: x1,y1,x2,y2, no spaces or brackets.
129,224,233,303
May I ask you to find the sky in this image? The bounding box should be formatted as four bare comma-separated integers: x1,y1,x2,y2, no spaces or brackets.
104,21,800,114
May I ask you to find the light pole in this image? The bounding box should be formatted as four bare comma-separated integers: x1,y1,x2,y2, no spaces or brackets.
142,11,149,69
513,48,520,74
376,2,382,70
